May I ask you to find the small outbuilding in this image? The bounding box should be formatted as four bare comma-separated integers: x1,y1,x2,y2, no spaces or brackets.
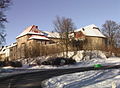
74,24,107,50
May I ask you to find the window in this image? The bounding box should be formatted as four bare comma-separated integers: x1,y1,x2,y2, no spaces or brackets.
3,49,6,51
45,41,46,45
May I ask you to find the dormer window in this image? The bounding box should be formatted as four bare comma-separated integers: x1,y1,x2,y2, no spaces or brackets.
3,49,6,51
93,27,100,31
82,28,85,31
93,27,99,29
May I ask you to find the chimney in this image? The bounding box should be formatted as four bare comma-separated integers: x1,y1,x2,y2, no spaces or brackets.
36,26,38,29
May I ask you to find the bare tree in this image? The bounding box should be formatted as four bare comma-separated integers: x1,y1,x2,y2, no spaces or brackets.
115,30,120,48
102,20,120,48
53,16,76,57
0,0,11,45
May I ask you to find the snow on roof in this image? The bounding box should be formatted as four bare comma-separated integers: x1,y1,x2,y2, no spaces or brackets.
0,45,12,54
29,35,49,40
16,25,44,38
0,46,6,54
9,43,17,48
27,32,44,35
43,31,60,38
75,24,106,38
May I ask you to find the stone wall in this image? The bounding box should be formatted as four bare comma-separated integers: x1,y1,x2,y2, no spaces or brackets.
83,36,106,50
10,35,58,60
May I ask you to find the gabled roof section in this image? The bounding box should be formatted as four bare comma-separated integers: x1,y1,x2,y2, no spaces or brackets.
75,24,106,38
16,25,44,38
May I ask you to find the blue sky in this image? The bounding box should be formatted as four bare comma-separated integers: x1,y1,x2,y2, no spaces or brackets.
5,0,120,45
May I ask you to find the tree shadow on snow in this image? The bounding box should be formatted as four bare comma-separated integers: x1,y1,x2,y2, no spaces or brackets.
64,69,120,88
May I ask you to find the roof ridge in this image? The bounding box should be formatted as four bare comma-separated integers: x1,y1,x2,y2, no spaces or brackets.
29,25,36,32
16,25,41,38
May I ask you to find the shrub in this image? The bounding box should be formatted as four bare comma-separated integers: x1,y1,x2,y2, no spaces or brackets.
41,57,76,66
0,61,6,67
66,58,76,64
0,61,22,67
5,61,11,66
41,61,50,65
36,59,41,65
10,61,22,67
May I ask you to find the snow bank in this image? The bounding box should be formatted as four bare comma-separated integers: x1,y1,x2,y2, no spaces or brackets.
18,56,48,65
17,50,107,65
29,65,57,69
67,50,106,62
42,69,120,88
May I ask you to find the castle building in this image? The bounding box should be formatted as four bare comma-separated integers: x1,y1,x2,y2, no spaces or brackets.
0,24,107,61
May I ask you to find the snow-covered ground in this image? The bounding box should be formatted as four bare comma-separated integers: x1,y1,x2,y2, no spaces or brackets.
1,57,120,88
0,50,120,88
41,57,120,88
42,69,120,88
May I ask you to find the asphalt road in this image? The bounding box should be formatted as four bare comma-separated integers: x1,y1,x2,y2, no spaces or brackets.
0,65,120,88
